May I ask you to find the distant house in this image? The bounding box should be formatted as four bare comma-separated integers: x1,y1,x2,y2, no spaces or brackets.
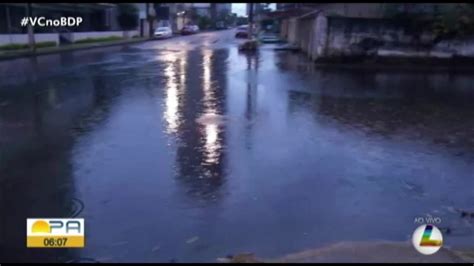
191,3,232,18
275,3,467,19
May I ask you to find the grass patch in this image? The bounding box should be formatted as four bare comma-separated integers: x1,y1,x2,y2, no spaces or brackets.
0,41,56,51
74,36,124,44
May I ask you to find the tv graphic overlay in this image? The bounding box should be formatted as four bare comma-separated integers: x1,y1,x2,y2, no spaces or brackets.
26,219,85,248
412,224,443,255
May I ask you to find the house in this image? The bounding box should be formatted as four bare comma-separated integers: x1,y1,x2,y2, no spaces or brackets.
275,3,387,18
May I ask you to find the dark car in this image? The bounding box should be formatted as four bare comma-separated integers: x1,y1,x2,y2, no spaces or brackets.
181,25,199,35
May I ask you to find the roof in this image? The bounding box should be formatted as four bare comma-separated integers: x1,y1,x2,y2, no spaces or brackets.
261,8,306,20
261,7,322,21
297,9,322,19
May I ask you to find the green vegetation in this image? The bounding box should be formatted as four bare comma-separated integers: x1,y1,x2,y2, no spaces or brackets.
0,41,56,51
384,4,474,41
117,3,139,30
236,16,249,26
197,15,212,30
74,36,124,44
432,4,474,40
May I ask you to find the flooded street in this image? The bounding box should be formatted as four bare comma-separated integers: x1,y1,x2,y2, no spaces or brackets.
0,30,473,262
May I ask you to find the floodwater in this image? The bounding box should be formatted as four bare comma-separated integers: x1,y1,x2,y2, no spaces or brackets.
0,30,473,262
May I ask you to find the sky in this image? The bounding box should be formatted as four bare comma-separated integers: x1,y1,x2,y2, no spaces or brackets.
232,3,247,16
232,3,275,17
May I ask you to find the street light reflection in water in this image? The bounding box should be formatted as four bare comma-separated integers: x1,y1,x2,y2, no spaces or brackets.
201,49,222,165
163,52,183,134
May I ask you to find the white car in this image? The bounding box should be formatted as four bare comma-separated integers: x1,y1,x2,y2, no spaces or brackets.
154,27,172,39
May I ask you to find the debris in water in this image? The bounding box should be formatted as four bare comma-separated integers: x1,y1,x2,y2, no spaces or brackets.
152,245,161,252
453,208,474,218
186,236,199,244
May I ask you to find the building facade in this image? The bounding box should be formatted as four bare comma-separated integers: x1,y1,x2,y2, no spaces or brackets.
276,3,386,18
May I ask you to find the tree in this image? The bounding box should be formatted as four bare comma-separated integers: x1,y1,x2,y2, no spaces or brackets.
117,4,139,30
384,4,474,41
26,3,35,52
248,3,254,39
210,3,217,29
197,15,212,30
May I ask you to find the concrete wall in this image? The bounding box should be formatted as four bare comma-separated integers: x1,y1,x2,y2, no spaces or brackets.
298,18,313,54
280,20,289,40
0,33,59,46
287,18,298,45
70,31,139,42
308,3,386,18
435,37,474,57
283,13,474,61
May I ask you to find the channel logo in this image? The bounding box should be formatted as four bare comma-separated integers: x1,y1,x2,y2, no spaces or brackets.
412,224,443,255
26,218,84,248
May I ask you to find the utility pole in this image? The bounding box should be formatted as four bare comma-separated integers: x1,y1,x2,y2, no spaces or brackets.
248,3,254,40
146,3,155,38
26,3,36,52
210,3,217,29
6,5,11,34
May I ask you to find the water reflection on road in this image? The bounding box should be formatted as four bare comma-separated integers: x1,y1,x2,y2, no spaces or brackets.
0,36,473,262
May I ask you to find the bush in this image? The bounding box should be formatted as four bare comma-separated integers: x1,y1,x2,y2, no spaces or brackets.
384,4,474,41
198,15,212,30
74,36,123,44
432,4,474,40
0,41,56,51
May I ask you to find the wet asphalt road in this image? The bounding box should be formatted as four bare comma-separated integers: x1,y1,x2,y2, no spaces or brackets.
0,29,473,262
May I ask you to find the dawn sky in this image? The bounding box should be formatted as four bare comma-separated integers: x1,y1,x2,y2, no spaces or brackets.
232,3,275,17
232,3,247,16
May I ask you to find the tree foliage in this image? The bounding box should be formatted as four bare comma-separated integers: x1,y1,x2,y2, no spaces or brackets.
117,3,139,30
384,4,474,40
197,15,212,30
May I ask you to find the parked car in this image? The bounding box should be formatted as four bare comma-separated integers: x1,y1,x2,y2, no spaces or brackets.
235,25,255,38
154,27,172,39
235,25,248,38
181,25,199,35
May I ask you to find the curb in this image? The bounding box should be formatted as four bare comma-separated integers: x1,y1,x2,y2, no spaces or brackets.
0,29,232,62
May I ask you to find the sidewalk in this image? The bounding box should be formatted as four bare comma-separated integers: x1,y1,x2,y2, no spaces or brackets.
218,241,473,263
0,37,150,61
